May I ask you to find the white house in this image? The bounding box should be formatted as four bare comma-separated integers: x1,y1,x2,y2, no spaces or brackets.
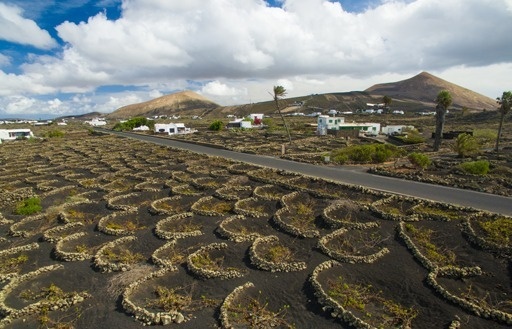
316,115,380,136
381,125,415,136
154,123,194,135
0,129,34,142
85,118,107,126
227,118,252,129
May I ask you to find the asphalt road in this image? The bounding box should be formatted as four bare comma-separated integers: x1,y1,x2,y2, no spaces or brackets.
97,128,512,216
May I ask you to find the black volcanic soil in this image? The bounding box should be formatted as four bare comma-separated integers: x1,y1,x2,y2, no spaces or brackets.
0,131,510,329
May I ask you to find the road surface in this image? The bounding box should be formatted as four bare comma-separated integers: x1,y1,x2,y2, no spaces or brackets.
96,128,512,216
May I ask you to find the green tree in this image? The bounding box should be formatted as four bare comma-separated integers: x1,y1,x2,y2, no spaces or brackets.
433,90,452,151
271,86,292,144
113,117,154,131
453,133,479,158
382,95,392,111
495,91,512,152
208,120,224,131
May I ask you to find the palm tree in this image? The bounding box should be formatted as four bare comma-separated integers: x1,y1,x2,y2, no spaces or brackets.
495,91,512,152
382,95,392,112
433,90,452,151
272,85,292,144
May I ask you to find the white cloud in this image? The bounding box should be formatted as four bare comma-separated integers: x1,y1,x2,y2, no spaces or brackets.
0,2,57,49
1,0,512,118
200,81,246,97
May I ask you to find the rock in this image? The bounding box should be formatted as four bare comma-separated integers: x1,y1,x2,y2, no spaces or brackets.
161,315,173,325
175,313,185,324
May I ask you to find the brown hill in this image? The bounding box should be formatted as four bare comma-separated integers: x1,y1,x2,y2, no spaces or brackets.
107,90,219,119
365,71,496,110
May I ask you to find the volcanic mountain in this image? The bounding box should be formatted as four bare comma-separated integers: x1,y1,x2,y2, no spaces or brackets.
365,71,496,110
107,90,219,119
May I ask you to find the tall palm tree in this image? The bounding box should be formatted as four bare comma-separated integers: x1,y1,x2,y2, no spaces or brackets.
495,91,512,152
433,90,452,151
272,85,292,144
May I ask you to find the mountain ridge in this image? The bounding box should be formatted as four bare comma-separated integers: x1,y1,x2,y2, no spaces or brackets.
106,72,497,119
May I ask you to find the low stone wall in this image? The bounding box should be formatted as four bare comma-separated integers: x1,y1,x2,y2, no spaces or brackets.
309,260,373,329
154,212,203,240
93,235,138,273
190,196,231,217
53,232,93,261
369,196,420,222
0,187,35,209
186,243,245,280
97,209,137,236
121,266,186,326
219,282,255,328
151,240,180,268
42,222,84,243
461,214,512,255
216,215,261,243
0,265,90,325
233,197,269,218
426,266,512,325
249,235,307,272
106,192,139,212
214,185,252,201
149,196,183,215
9,213,47,238
0,243,40,282
322,202,379,229
317,228,389,264
272,207,320,238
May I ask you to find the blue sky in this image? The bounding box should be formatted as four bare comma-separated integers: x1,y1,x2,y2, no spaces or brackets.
1,0,511,119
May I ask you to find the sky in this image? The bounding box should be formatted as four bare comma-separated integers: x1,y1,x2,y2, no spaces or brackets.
0,0,511,119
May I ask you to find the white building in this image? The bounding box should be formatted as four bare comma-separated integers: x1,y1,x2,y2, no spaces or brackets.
85,118,107,126
316,115,380,136
227,118,252,129
154,123,194,135
0,129,34,142
381,125,415,136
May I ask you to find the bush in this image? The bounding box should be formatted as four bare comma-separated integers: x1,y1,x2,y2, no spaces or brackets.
458,160,489,175
407,152,431,170
44,130,65,138
473,129,497,147
453,133,479,158
208,120,224,131
331,144,403,164
14,197,42,215
395,132,426,144
113,117,154,131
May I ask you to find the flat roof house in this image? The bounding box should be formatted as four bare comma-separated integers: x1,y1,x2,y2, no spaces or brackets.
0,129,34,142
316,115,380,136
154,123,194,135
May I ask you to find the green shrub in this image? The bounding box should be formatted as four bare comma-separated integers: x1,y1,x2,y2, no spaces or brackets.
473,129,497,147
458,160,489,175
408,152,431,170
395,132,426,144
113,117,154,131
44,130,65,138
331,144,403,164
14,197,42,215
453,133,479,158
208,120,224,131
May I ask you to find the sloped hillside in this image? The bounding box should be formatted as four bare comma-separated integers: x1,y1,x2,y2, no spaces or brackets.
365,72,497,110
107,90,219,119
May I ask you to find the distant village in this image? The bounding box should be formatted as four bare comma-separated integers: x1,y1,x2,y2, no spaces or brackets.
0,101,425,144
